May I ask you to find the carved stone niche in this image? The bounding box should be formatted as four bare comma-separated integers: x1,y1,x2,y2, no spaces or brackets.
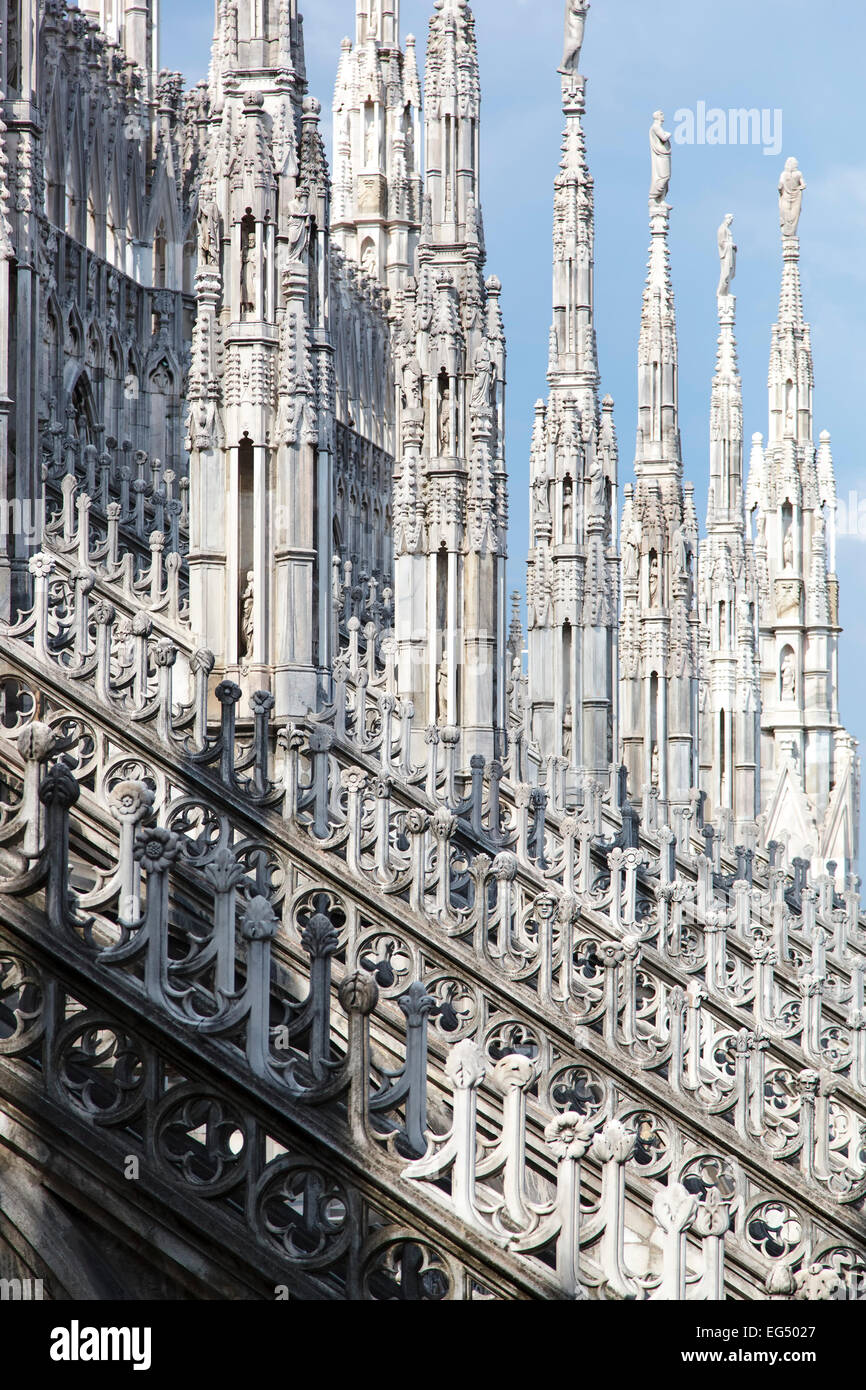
774,577,801,619
356,175,387,217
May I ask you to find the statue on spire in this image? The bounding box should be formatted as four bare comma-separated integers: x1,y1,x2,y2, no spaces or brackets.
560,0,589,75
649,111,671,204
779,157,806,236
717,213,736,297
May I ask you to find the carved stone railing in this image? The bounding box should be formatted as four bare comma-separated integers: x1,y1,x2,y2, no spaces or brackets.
40,474,190,627
0,521,864,1296
41,395,189,558
0,710,862,1299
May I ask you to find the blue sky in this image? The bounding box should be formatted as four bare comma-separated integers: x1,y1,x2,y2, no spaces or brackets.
162,0,866,767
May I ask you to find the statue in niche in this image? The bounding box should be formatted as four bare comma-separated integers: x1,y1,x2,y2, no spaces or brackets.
287,191,310,263
562,478,573,540
365,120,377,169
560,0,589,75
361,243,377,279
470,340,495,418
150,363,171,394
588,453,606,516
779,158,806,237
649,112,672,203
649,553,660,606
562,705,573,760
783,529,794,570
198,195,219,266
241,571,254,658
240,221,256,317
672,525,688,581
436,656,449,722
717,214,737,296
651,742,660,788
533,473,551,527
781,650,796,702
438,381,451,455
623,530,639,584
401,356,423,413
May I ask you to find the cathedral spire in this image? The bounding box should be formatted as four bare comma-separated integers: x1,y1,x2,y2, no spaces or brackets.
209,0,304,104
548,3,598,410
708,217,742,521
355,1,401,47
332,0,421,295
635,114,681,476
620,116,698,822
392,0,508,760
80,0,160,90
188,3,334,719
422,0,482,248
698,220,760,843
746,163,858,880
767,158,812,448
526,2,618,784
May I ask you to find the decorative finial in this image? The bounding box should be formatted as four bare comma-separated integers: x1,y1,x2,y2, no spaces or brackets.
779,157,806,237
649,110,671,205
560,1,589,76
717,214,736,298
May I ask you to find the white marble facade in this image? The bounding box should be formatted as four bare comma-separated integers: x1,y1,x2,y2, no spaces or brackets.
0,0,861,1304
0,0,856,873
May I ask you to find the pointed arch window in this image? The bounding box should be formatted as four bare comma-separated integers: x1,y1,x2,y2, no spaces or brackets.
71,374,96,449
153,221,167,289
238,436,255,662
651,360,661,441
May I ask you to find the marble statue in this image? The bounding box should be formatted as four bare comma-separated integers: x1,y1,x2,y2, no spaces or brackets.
562,478,573,540
649,111,671,203
779,158,806,237
1,0,861,1312
533,474,551,523
240,223,256,315
588,453,606,516
470,340,495,415
436,656,449,721
623,533,639,584
717,214,736,296
649,554,660,605
672,525,688,581
241,571,254,656
287,192,309,263
560,1,589,75
197,195,219,267
401,356,423,412
438,383,451,455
